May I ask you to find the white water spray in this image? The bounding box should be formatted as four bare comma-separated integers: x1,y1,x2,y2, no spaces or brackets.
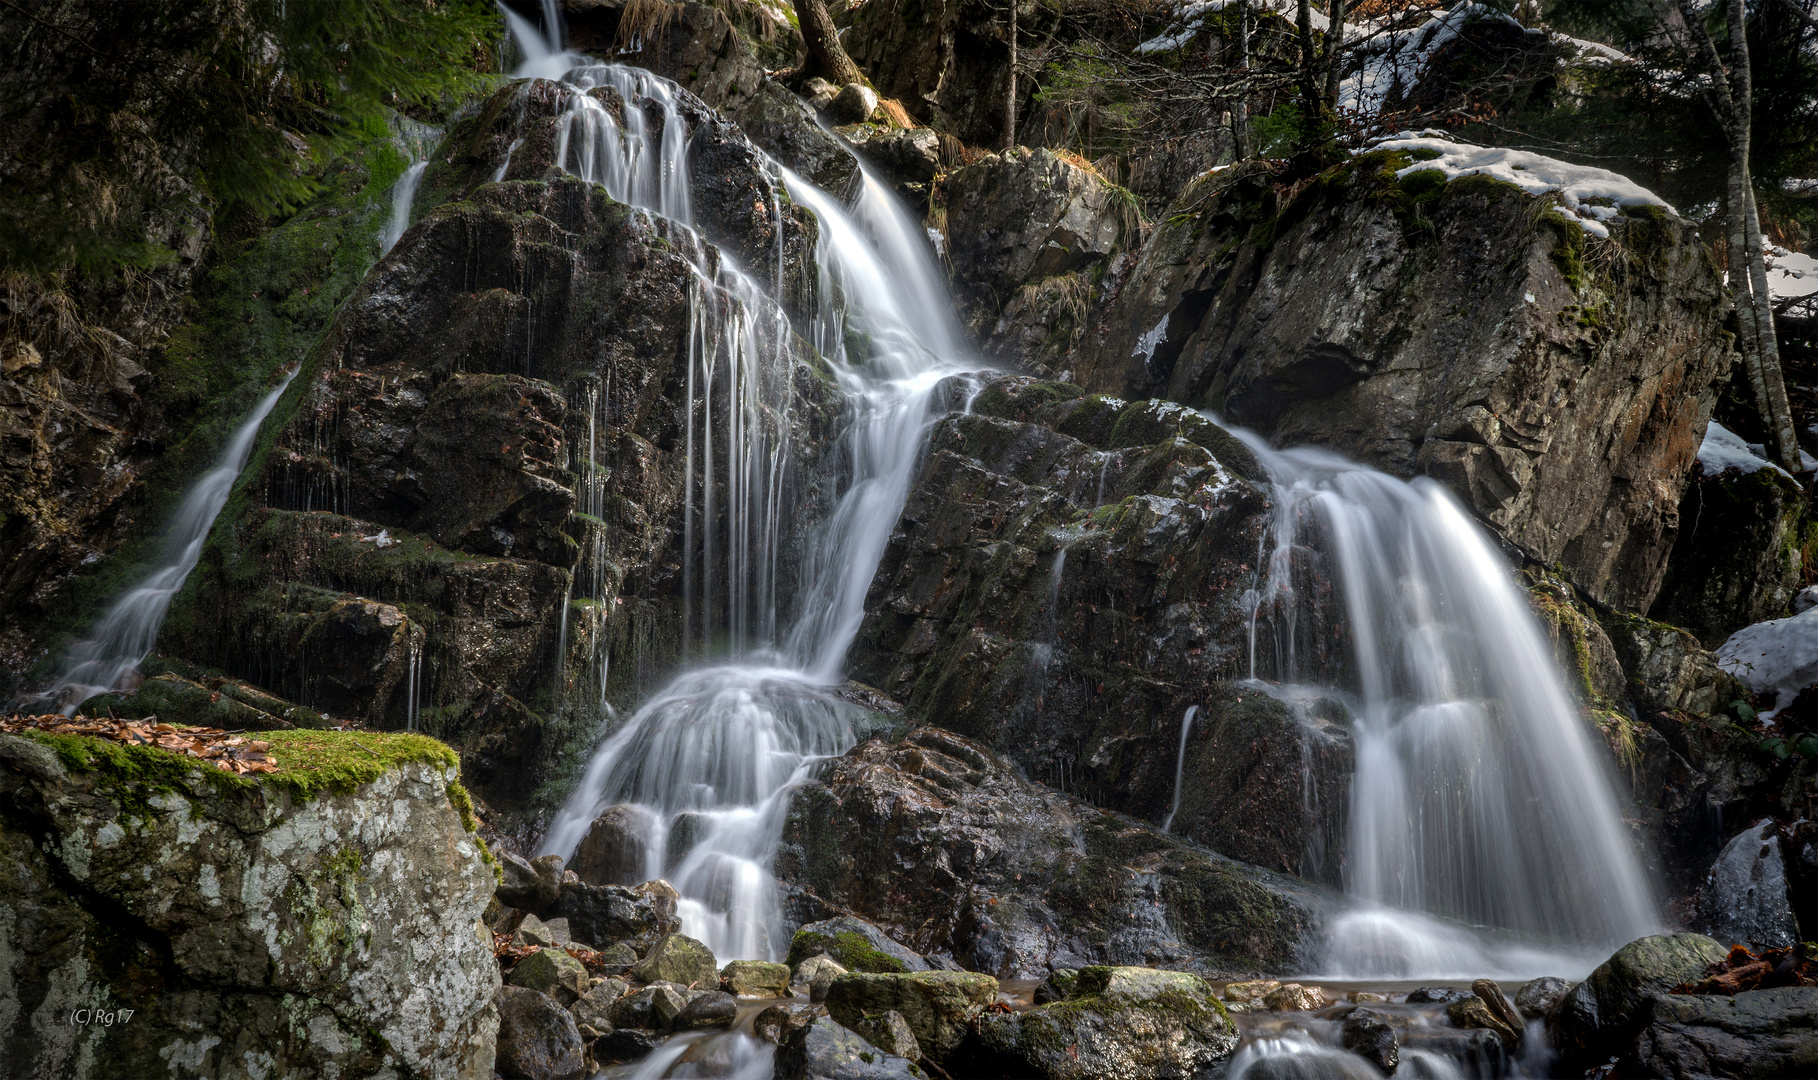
1161,704,1197,833
379,160,428,255
42,374,297,713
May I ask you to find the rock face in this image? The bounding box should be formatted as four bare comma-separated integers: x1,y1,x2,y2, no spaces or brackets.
0,732,499,1080
970,965,1238,1080
775,1015,921,1080
1550,933,1730,1070
162,77,839,824
554,0,772,113
944,149,1129,359
779,726,1326,977
1064,155,1732,612
1650,457,1807,646
1701,820,1801,948
1633,987,1818,1079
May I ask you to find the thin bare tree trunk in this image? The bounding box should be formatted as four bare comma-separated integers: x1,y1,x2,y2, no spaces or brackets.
1296,0,1320,118
1002,0,1017,151
1324,0,1345,109
1234,0,1252,158
793,0,861,86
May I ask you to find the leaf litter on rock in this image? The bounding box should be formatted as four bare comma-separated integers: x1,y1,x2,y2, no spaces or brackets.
1,713,279,775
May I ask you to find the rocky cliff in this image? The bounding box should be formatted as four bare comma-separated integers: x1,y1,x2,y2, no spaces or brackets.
0,725,498,1080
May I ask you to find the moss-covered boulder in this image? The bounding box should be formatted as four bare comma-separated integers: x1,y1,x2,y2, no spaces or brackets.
722,959,792,997
824,970,999,1063
1550,933,1730,1069
972,966,1237,1080
787,916,930,974
495,985,585,1080
630,933,718,988
511,947,589,1002
0,728,498,1080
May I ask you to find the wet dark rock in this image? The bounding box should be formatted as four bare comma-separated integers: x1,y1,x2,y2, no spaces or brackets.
547,880,680,956
1034,968,1079,1004
596,1025,666,1061
780,727,1328,978
1066,158,1732,613
1515,976,1574,1020
774,1015,921,1079
1397,1026,1510,1075
1633,986,1818,1079
1447,994,1520,1052
1550,933,1730,1069
500,852,565,910
570,977,628,1032
1407,986,1473,1004
826,83,879,125
825,970,998,1063
787,915,933,973
971,966,1238,1080
557,1,768,112
796,955,850,1002
734,81,860,199
497,985,587,1080
755,1001,828,1046
674,989,737,1030
1650,458,1807,647
1341,1007,1400,1072
686,115,822,308
845,126,943,202
569,804,656,886
1701,819,1801,949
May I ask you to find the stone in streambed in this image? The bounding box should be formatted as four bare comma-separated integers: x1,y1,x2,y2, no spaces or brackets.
755,1001,827,1045
1407,986,1472,1004
1035,967,1079,1003
722,958,791,997
630,932,717,987
1341,1007,1400,1073
674,989,737,1030
1550,933,1730,1069
597,1026,666,1061
825,83,879,126
496,985,587,1080
796,954,849,1002
570,977,627,1032
1223,979,1280,1003
511,946,589,1002
824,969,999,1062
775,1015,921,1079
549,879,679,958
787,916,930,973
1515,975,1573,1019
1447,995,1520,1051
972,966,1237,1080
1263,982,1328,1011
568,803,656,886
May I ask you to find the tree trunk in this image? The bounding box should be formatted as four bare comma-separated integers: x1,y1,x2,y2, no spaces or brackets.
1324,0,1344,109
793,0,861,86
1295,0,1320,118
1233,0,1251,158
1743,182,1802,467
1002,0,1017,151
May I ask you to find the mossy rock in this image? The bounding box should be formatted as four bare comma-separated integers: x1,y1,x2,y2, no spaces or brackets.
629,933,718,987
824,970,999,1062
510,946,588,999
973,966,1236,1080
786,917,926,974
721,959,791,997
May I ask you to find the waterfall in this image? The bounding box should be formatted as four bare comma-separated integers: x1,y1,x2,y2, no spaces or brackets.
379,160,427,254
1234,435,1660,977
41,373,297,714
500,16,974,962
1161,705,1197,834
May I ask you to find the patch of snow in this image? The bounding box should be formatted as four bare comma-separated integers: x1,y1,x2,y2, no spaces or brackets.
1136,0,1296,56
361,529,399,548
1368,133,1674,238
1719,606,1818,720
1551,32,1630,65
1699,420,1791,479
1133,314,1171,363
1765,244,1818,301
1340,4,1522,121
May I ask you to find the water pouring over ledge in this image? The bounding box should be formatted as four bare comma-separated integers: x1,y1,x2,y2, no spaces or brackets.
1231,431,1661,978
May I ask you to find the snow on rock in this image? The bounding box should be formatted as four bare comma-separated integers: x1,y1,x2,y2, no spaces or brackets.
1136,0,1296,56
1368,133,1673,238
1765,244,1818,302
1550,32,1630,65
1340,4,1525,120
1719,606,1818,719
1698,420,1792,479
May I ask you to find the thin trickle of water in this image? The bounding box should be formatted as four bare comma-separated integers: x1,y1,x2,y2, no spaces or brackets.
41,373,298,713
379,160,428,254
1231,432,1659,977
405,633,423,732
1161,705,1198,834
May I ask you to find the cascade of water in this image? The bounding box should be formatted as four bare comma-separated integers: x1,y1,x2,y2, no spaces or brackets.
1233,434,1659,977
379,160,428,255
41,374,297,714
501,16,975,962
1161,705,1198,834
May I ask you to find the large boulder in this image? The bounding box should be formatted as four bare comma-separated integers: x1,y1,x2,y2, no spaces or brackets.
722,959,792,997
734,81,860,199
1633,987,1818,1079
1550,933,1731,1069
971,966,1238,1079
0,731,498,1080
823,970,1000,1062
1701,820,1801,949
779,727,1327,977
629,933,719,987
568,803,658,886
495,986,587,1080
1067,153,1732,613
786,916,933,973
775,1015,921,1079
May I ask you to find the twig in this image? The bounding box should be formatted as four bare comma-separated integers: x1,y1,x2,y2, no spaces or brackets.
349,739,383,758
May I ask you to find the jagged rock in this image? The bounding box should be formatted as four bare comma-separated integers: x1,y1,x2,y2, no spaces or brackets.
755,1001,828,1045
673,990,737,1030
826,83,880,125
1702,819,1801,948
570,978,628,1032
1448,995,1520,1051
610,984,688,1031
548,880,681,956
686,114,823,306
1068,156,1732,613
780,726,1326,977
512,948,590,1003
1651,456,1807,647
514,911,560,947
1550,933,1731,1068
971,966,1238,1079
944,149,1127,356
787,915,932,973
1341,1007,1400,1073
846,126,943,201
1035,968,1079,1004
775,1015,921,1079
850,1010,921,1061
1516,976,1574,1019
630,933,719,987
823,970,999,1062
0,733,498,1079
569,803,657,886
497,986,587,1080
796,954,850,1002
722,959,791,997
1633,987,1818,1079
734,81,860,199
